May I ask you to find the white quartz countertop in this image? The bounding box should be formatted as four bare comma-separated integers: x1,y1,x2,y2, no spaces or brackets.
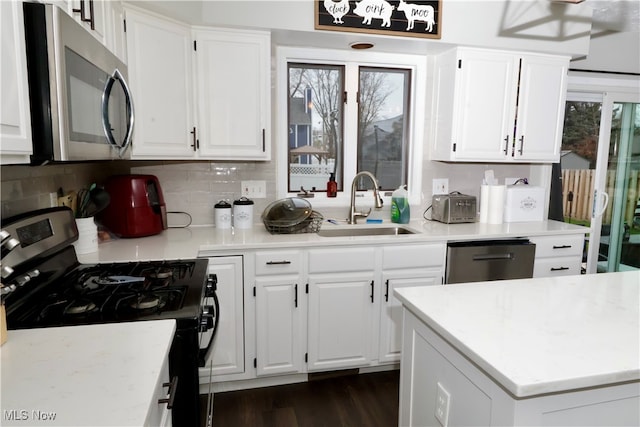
0,320,176,426
79,219,587,263
394,271,640,398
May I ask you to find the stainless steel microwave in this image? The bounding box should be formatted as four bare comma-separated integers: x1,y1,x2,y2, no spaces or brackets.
23,2,134,164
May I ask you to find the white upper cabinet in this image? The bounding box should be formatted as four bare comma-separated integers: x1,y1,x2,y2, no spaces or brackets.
194,28,271,160
124,6,196,159
430,47,569,163
68,0,107,45
1,0,33,164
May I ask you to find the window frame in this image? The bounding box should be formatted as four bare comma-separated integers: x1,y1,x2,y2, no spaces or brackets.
276,46,426,208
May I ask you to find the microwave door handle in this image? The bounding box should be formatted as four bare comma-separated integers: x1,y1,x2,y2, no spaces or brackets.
101,69,135,158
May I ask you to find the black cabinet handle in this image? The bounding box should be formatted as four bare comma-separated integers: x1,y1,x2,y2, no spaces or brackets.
384,280,389,302
294,284,298,308
266,260,291,265
190,127,197,151
550,267,570,271
503,135,509,155
518,135,524,155
370,281,374,303
159,376,179,409
552,245,572,249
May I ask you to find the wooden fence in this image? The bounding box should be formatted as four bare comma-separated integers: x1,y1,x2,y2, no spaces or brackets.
562,169,640,226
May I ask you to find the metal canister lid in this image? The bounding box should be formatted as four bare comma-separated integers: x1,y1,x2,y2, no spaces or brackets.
233,197,254,206
214,200,231,209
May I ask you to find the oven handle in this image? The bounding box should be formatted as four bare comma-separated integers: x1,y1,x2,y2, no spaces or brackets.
198,285,220,368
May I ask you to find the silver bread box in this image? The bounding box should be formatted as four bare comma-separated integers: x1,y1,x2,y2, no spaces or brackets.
432,193,477,223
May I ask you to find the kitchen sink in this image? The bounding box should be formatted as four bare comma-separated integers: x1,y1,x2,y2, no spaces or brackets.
317,226,416,237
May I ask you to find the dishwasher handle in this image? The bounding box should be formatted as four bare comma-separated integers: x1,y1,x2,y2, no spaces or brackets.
472,253,514,261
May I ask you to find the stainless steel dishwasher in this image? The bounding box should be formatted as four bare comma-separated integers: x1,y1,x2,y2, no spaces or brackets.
445,239,536,284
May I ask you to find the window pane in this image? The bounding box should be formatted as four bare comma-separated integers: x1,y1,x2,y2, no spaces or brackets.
288,63,344,193
357,67,410,191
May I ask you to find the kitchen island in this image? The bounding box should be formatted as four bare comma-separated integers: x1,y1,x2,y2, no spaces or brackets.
395,271,640,426
0,320,176,426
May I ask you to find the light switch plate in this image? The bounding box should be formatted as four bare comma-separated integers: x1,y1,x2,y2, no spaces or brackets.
432,179,449,195
241,180,266,199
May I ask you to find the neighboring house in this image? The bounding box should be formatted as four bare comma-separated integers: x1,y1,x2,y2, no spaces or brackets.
288,94,312,164
560,150,590,170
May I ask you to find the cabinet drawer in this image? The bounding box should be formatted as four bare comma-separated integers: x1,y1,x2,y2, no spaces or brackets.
531,234,584,258
382,243,445,270
533,256,582,278
255,250,302,275
309,247,375,273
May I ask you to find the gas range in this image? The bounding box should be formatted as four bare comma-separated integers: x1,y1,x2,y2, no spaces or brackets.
6,248,209,328
1,207,217,427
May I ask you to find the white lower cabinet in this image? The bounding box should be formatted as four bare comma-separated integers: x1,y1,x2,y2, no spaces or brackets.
307,271,376,371
148,357,173,427
254,249,304,376
530,234,585,277
307,247,377,371
379,244,445,363
249,243,447,376
203,256,245,376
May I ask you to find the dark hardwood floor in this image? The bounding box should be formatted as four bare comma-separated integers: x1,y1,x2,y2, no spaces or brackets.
203,370,400,427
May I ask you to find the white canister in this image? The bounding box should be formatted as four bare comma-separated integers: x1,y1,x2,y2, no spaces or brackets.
233,197,254,229
214,200,232,229
73,217,99,254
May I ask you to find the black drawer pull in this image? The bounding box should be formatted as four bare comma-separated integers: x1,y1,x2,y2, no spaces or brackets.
266,260,291,265
552,245,572,249
159,376,179,409
550,267,570,271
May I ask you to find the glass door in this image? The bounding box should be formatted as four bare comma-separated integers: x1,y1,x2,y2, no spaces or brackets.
601,102,639,271
560,89,639,273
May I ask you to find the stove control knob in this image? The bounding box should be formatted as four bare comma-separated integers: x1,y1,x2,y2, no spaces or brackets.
205,274,218,297
13,269,41,287
199,305,215,332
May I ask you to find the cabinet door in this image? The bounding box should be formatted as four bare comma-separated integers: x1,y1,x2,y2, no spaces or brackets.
125,7,196,158
452,50,519,161
255,276,304,376
1,0,33,164
514,55,568,162
307,272,376,371
204,256,244,376
70,0,107,45
106,0,126,63
194,29,270,160
379,271,442,363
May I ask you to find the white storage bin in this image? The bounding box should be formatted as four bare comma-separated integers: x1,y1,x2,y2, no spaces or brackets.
504,185,545,222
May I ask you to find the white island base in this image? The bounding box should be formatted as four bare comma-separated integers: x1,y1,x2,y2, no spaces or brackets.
396,272,640,426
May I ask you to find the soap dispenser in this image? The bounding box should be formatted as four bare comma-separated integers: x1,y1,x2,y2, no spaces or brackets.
327,173,337,198
391,185,410,224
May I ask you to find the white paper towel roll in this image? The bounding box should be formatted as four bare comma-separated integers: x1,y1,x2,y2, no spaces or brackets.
479,184,490,223
487,185,506,224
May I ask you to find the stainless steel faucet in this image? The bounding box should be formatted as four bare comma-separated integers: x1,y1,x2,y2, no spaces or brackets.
348,171,384,224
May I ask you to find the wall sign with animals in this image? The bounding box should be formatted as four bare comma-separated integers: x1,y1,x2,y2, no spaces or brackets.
316,0,441,39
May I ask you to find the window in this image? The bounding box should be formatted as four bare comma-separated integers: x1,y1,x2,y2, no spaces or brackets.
278,47,425,205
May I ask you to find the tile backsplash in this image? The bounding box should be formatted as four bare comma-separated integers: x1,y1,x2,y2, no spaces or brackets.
1,159,537,226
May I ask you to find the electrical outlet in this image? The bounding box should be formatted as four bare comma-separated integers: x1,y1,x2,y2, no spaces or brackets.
432,179,449,195
241,180,266,199
49,192,59,208
435,382,451,427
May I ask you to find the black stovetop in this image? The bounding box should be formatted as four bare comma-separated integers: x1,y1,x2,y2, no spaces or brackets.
5,246,209,329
